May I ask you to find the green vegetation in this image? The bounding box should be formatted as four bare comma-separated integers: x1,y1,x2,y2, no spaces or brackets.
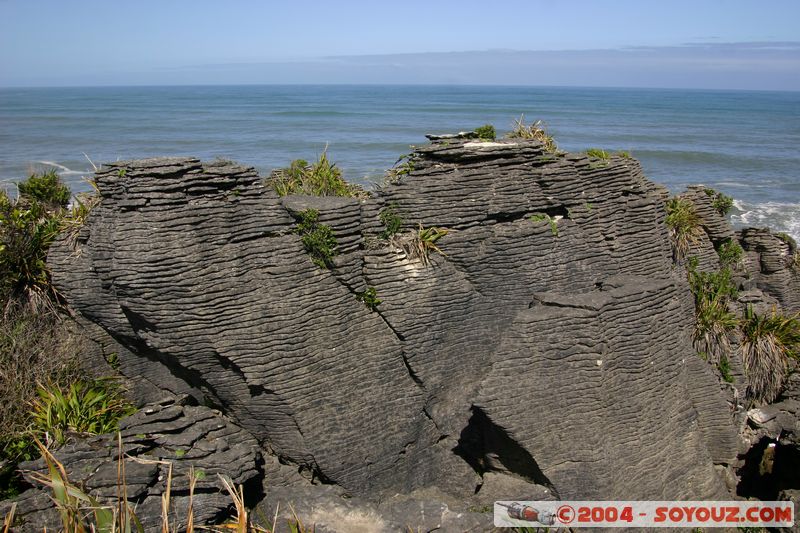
379,203,404,239
717,238,744,269
15,169,71,210
0,171,129,501
776,232,797,251
616,150,633,159
585,148,611,160
718,354,734,383
474,124,496,141
704,188,735,216
267,151,367,198
529,213,558,237
385,154,417,185
295,209,338,268
356,287,381,311
665,197,703,260
741,305,800,403
506,115,558,153
402,224,448,266
687,258,739,365
29,379,134,448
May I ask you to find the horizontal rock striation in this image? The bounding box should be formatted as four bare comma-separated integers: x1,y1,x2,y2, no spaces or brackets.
46,137,742,515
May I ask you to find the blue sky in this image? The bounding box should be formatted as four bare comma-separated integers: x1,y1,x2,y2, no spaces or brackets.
1,0,799,89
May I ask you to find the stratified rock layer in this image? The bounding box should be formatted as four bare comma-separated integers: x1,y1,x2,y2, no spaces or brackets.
48,139,738,507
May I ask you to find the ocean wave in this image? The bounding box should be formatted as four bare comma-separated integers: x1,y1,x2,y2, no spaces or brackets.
730,199,800,241
36,161,88,175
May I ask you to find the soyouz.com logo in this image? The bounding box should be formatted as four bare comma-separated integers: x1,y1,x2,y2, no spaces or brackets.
494,501,795,528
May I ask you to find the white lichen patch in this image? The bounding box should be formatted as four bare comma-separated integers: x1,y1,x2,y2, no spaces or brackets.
464,141,516,148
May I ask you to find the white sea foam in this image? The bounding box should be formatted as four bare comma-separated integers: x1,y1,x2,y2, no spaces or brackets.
730,199,800,241
37,161,86,175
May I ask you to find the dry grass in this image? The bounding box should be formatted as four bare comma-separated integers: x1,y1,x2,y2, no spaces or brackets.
506,115,558,153
11,436,302,532
0,309,86,463
394,224,448,267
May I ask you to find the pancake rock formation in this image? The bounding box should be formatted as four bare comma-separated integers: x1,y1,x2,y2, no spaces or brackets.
8,134,796,530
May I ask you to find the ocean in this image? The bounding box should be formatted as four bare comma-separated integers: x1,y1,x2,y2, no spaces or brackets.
1,85,798,239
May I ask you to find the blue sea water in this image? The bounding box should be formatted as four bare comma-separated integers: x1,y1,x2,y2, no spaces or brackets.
1,85,799,238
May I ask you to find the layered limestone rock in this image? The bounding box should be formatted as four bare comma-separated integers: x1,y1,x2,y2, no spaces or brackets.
42,137,741,514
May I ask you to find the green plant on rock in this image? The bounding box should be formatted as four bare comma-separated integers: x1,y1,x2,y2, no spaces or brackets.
267,150,367,198
384,154,416,185
776,232,797,252
586,148,611,160
665,197,703,260
474,124,496,141
402,224,448,267
717,354,734,383
529,213,558,237
616,150,633,159
704,187,735,216
17,169,71,210
741,305,800,404
295,209,337,268
717,238,744,269
506,115,558,153
356,286,381,311
0,171,74,311
379,203,404,239
688,258,739,365
29,378,135,448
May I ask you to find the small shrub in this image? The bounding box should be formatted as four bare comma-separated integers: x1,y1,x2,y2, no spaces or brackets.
586,148,611,160
0,172,74,311
717,239,744,269
401,224,448,266
704,188,735,216
688,259,739,364
506,115,558,153
665,197,703,260
17,169,71,210
741,306,800,403
30,378,135,448
295,209,337,268
616,150,633,159
379,203,403,239
356,287,381,311
474,124,496,141
267,151,367,198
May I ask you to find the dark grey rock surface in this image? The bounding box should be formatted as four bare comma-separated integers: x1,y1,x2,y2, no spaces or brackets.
1,402,262,529
23,136,797,529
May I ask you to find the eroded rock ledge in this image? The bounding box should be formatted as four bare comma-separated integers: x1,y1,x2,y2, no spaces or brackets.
7,136,797,530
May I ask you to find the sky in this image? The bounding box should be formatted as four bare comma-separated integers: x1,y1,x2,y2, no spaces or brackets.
1,0,799,90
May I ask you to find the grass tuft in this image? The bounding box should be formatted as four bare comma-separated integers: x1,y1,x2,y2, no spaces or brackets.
379,203,404,239
704,187,735,216
665,197,703,261
585,148,611,160
688,259,739,366
474,124,496,141
741,306,800,404
717,238,744,269
506,115,558,153
398,224,448,267
295,209,337,269
267,151,367,198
